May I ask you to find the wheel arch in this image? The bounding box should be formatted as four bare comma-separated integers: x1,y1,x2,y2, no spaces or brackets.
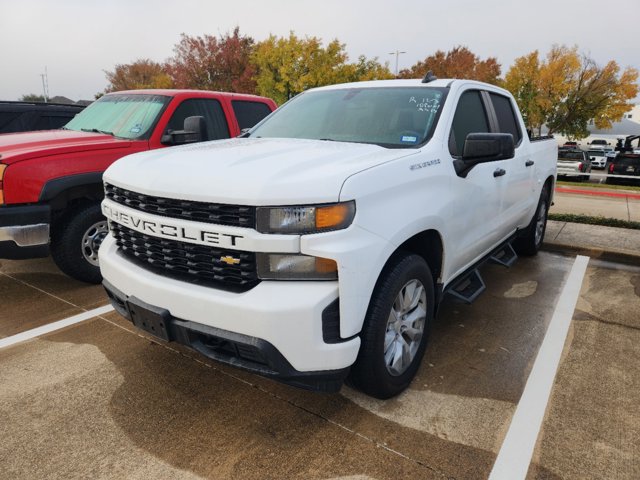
40,172,105,217
369,229,445,309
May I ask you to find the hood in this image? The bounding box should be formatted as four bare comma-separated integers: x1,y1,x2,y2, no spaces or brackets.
104,138,418,205
0,129,133,164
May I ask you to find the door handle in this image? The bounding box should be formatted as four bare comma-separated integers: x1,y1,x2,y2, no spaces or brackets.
525,160,535,167
494,168,506,177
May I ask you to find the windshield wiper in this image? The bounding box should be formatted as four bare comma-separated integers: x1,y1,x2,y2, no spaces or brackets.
81,128,115,136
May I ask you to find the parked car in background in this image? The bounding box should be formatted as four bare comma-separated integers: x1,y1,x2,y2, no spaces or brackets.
0,101,85,134
587,149,608,169
587,138,610,147
607,135,640,185
557,149,591,181
0,90,277,283
562,141,580,149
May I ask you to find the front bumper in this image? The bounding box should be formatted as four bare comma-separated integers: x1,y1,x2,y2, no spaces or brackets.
0,204,50,259
99,235,361,390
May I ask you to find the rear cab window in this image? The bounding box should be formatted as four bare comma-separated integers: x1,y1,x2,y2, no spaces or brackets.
232,100,273,130
489,93,522,146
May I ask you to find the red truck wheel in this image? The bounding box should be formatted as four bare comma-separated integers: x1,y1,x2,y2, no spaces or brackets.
50,203,107,284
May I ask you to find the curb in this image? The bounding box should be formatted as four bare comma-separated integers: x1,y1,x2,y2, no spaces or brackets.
541,241,640,267
555,186,640,200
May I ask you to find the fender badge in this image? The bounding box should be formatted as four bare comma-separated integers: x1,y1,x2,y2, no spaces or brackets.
220,255,241,265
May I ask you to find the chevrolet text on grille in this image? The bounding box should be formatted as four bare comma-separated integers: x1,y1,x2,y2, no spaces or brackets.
102,203,244,246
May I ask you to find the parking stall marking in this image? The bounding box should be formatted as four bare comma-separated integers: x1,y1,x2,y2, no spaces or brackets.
489,255,590,480
0,304,114,350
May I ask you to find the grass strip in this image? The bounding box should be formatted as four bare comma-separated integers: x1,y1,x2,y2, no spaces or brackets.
548,213,640,230
556,180,640,192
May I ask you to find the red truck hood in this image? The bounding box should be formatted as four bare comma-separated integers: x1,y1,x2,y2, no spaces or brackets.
0,129,134,164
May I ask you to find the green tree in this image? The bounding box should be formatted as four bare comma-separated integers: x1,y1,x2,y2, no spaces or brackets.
340,55,395,83
20,93,46,102
104,58,173,92
166,27,256,93
504,46,639,138
252,33,393,105
398,46,501,84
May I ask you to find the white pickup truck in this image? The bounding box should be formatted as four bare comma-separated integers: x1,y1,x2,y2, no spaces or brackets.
100,78,557,398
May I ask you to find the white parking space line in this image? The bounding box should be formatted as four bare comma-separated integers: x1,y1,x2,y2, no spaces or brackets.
489,255,590,480
0,304,114,350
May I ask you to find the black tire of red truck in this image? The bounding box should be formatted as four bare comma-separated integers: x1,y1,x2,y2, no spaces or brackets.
50,202,108,284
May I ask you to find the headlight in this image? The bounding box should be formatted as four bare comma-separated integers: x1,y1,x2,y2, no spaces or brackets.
257,253,338,280
256,201,355,234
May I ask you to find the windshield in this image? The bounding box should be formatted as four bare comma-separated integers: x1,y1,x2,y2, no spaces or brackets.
64,94,170,139
588,150,605,157
559,151,584,160
250,87,447,148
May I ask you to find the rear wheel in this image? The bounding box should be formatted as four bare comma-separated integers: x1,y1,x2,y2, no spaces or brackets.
51,202,108,284
349,253,434,399
513,184,549,256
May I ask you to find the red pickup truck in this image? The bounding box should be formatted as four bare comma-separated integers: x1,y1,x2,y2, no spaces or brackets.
0,89,276,282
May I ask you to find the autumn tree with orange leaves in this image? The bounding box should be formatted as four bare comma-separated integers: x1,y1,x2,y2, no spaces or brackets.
504,46,639,138
398,46,501,84
104,59,173,92
165,28,257,93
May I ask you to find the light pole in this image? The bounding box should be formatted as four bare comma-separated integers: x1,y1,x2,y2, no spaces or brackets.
40,66,49,102
389,50,406,77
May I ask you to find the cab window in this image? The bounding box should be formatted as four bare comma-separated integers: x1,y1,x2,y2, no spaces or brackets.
449,90,490,157
166,98,230,141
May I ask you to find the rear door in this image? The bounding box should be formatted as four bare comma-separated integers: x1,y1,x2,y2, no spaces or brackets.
487,92,534,231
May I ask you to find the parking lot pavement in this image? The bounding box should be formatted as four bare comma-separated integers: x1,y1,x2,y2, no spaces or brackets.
0,253,638,479
528,260,640,479
0,258,105,338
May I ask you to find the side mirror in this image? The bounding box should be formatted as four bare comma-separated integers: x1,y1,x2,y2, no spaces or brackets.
454,133,514,177
161,116,208,145
462,133,514,161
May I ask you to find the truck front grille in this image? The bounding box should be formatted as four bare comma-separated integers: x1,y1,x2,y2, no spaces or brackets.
104,183,255,228
111,223,259,292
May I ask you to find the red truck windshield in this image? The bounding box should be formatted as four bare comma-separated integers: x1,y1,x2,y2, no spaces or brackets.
250,87,447,148
64,94,170,140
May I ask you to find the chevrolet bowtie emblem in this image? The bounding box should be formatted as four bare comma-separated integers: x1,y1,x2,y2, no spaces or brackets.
220,255,241,265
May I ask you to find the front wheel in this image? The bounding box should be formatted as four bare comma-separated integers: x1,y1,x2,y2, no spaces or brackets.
51,203,108,284
513,184,549,256
349,253,434,399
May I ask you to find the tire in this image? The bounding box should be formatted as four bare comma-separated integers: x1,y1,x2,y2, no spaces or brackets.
349,253,434,399
513,184,550,256
50,202,108,284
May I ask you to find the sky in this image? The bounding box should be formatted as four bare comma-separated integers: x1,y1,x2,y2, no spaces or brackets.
1,0,638,102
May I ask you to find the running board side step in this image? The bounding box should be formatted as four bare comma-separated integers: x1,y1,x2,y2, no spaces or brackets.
447,269,486,304
489,243,518,267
